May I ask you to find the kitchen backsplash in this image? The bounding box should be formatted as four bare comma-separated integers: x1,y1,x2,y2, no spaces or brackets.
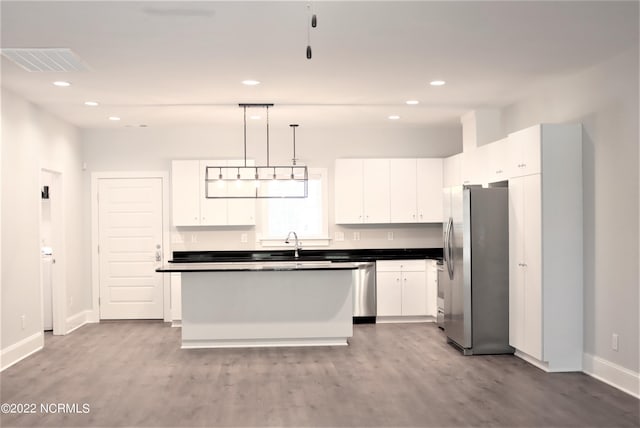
170,223,443,252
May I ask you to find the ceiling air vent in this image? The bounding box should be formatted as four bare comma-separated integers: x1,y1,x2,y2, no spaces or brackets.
0,48,90,72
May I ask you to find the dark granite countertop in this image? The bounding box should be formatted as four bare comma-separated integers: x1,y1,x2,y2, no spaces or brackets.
170,248,442,264
156,261,358,272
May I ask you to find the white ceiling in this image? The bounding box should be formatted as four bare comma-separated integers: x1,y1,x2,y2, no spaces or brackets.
1,1,637,129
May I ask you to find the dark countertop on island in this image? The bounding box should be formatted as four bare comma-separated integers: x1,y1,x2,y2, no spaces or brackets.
170,248,442,264
156,261,358,273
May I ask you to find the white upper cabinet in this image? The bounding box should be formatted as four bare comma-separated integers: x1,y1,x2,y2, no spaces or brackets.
486,137,510,184
363,159,390,223
390,159,417,223
416,158,443,222
443,153,462,187
334,159,364,224
172,159,256,227
334,159,390,224
172,160,201,226
508,125,542,178
337,158,441,225
225,160,256,226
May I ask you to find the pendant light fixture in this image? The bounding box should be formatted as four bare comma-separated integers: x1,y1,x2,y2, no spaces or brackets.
204,104,308,199
306,4,317,59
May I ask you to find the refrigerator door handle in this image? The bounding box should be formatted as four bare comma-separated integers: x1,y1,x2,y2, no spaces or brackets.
446,217,454,280
443,217,450,267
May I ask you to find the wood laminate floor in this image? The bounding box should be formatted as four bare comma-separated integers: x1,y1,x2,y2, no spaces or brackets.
1,321,638,428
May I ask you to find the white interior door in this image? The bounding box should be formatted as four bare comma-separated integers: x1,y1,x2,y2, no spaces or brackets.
98,178,164,319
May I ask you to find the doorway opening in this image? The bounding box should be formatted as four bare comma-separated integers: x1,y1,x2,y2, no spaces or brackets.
40,169,65,335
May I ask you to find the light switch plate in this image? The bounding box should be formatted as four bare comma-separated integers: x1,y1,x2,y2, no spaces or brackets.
334,231,344,242
353,232,360,241
387,232,394,240
240,233,248,243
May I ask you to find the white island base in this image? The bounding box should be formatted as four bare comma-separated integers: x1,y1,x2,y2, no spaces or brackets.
180,269,354,349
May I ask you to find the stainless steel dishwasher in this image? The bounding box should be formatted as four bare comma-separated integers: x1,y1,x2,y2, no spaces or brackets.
352,262,376,323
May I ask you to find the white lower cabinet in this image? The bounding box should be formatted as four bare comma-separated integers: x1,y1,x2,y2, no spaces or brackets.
376,259,437,320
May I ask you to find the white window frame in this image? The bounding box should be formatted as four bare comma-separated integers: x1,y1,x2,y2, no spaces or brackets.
258,167,330,247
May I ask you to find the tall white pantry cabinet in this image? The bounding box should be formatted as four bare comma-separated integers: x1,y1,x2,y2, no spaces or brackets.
507,123,583,372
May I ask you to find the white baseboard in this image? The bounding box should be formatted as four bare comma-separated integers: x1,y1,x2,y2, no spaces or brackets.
583,353,640,398
0,332,44,372
65,310,94,334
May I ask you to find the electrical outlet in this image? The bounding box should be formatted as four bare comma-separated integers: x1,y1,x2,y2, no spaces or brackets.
190,234,198,243
387,232,394,241
334,231,344,242
21,315,26,330
240,233,248,243
612,333,619,351
171,234,184,244
353,232,360,241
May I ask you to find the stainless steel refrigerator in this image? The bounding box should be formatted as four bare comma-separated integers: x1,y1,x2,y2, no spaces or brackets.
442,185,513,355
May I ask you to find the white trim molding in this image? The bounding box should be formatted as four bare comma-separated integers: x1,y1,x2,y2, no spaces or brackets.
65,310,94,334
0,332,44,372
583,353,640,398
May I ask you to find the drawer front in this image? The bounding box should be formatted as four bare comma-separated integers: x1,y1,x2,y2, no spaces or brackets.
376,259,425,272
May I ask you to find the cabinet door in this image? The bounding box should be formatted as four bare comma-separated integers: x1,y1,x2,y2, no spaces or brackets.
417,159,443,222
425,260,438,317
401,271,427,316
171,160,201,226
509,125,541,178
363,159,390,223
335,159,364,224
508,176,525,350
200,160,228,226
486,138,509,183
443,153,462,187
523,174,542,360
376,272,402,316
226,160,256,226
390,159,417,223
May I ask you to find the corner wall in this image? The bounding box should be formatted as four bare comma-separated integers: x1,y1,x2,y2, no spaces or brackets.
502,47,639,395
1,88,87,370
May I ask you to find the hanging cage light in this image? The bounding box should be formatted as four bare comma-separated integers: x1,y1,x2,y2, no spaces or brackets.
204,104,308,199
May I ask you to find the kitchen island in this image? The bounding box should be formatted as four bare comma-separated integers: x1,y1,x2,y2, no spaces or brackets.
156,262,357,349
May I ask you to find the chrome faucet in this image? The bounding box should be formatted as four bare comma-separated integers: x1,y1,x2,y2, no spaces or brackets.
285,231,301,258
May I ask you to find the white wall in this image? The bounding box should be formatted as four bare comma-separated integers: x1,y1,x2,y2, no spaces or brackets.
82,123,460,252
502,47,639,375
1,88,86,366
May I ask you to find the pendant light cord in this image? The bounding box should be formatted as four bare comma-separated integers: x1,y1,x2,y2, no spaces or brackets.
266,105,270,167
243,105,247,167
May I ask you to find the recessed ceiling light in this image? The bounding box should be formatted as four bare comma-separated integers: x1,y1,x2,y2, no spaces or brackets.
250,115,261,120
388,115,400,120
84,101,99,107
108,116,121,121
406,100,419,105
430,80,446,86
242,80,260,86
52,81,71,87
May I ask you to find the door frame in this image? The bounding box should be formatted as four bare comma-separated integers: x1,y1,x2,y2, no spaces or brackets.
40,167,66,335
90,171,171,322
